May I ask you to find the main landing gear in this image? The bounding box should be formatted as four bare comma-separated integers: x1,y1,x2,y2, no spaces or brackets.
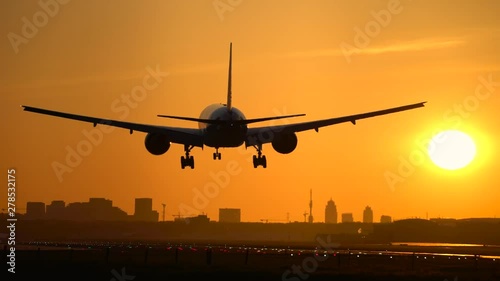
213,148,221,160
181,144,195,169
252,144,267,168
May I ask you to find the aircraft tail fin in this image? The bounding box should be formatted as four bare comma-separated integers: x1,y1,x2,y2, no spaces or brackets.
226,42,232,111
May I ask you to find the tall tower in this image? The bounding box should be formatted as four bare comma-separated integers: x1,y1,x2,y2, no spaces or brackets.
363,206,373,223
161,203,166,222
308,189,314,223
325,198,337,223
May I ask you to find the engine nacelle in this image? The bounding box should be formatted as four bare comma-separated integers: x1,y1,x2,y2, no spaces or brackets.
271,133,298,154
144,133,170,155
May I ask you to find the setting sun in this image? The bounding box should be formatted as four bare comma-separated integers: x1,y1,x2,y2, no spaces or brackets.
428,130,477,170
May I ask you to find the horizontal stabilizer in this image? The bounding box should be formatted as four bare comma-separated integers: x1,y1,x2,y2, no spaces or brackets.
157,115,222,124
240,114,306,124
157,113,306,125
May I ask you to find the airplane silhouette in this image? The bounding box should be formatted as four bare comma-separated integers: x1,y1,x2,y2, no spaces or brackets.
22,43,426,169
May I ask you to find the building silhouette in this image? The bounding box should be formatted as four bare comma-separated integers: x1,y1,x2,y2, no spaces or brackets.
25,198,169,221
174,214,210,224
65,198,128,221
27,198,129,221
26,202,45,219
363,206,373,223
134,198,159,222
341,213,354,223
219,208,241,223
380,215,392,223
324,198,337,223
46,200,65,220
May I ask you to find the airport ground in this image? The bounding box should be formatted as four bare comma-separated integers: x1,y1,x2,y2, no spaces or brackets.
4,241,500,281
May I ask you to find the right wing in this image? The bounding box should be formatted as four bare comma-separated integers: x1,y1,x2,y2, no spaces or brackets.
21,105,204,147
245,101,426,146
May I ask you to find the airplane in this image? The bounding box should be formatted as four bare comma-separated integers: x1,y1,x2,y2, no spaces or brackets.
21,43,426,169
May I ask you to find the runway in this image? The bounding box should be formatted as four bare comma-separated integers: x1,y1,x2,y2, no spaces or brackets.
5,240,500,280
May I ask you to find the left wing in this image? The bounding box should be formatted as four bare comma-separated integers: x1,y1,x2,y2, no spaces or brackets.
21,105,204,147
245,101,426,146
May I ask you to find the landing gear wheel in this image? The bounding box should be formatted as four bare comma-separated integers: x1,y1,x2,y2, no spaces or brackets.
181,156,186,169
213,149,221,160
252,145,267,168
181,145,195,169
189,156,194,169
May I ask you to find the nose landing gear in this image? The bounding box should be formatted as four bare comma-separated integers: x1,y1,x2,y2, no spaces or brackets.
213,148,221,160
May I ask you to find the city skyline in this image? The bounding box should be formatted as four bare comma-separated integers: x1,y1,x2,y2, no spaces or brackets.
2,0,499,223
22,196,159,222
10,194,495,224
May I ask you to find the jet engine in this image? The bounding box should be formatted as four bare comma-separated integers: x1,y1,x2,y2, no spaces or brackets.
144,133,170,155
271,133,298,154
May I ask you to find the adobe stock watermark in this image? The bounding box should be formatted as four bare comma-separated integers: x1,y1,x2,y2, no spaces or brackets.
51,65,169,182
7,0,71,54
177,160,243,220
385,73,498,191
110,267,135,281
282,235,340,281
213,0,243,22
176,106,294,221
339,0,404,63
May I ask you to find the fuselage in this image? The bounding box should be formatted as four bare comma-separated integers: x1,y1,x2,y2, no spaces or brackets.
199,103,247,148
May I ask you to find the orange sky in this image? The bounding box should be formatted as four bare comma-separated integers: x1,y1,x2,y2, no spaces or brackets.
2,0,499,223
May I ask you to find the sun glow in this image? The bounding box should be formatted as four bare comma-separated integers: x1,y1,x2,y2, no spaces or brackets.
428,130,477,170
